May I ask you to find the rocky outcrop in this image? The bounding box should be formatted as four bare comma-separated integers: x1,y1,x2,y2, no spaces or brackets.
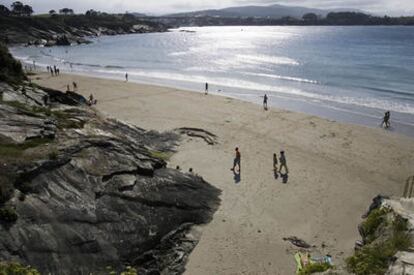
347,195,414,275
0,82,220,274
0,16,169,46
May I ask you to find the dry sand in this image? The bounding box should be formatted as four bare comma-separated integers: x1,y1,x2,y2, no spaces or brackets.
34,73,414,274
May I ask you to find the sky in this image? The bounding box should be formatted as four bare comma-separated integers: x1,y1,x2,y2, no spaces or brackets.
1,0,413,16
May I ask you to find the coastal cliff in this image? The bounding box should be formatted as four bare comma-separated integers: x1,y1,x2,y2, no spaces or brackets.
0,47,220,274
0,14,168,46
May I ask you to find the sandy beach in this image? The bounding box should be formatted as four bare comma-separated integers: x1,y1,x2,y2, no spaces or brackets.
33,73,414,274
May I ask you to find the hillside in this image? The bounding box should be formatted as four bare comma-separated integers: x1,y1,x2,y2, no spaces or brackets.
166,4,363,19
0,13,168,45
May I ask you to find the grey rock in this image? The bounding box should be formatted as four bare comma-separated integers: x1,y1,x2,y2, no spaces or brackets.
0,82,221,275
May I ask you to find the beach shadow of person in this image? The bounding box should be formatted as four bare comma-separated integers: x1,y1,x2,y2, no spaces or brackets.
280,173,289,184
273,169,279,180
233,170,241,184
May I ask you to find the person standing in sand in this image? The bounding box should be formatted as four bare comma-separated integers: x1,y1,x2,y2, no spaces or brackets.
279,151,289,174
205,82,209,95
231,147,241,172
125,73,128,82
273,153,278,172
263,94,268,110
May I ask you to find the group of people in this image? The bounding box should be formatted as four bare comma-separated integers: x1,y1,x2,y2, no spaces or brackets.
66,81,78,93
381,111,391,129
230,147,289,181
47,65,60,77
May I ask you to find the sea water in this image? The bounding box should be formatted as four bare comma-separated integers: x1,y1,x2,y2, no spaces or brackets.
10,26,414,137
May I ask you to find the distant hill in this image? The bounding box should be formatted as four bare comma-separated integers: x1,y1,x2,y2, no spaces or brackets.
166,4,364,19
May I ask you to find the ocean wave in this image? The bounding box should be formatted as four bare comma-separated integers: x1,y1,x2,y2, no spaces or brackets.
245,72,318,84
93,68,414,114
237,54,299,66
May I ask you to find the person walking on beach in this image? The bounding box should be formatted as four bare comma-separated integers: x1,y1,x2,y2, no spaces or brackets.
263,94,268,110
273,153,278,172
53,65,57,76
125,73,128,82
72,81,77,91
205,82,209,95
382,111,391,129
231,147,241,172
279,151,289,174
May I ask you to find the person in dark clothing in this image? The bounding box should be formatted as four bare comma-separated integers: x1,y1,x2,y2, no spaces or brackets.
263,94,268,110
231,147,241,172
53,65,57,76
279,151,289,174
382,111,391,129
125,73,128,82
205,82,209,95
73,82,77,91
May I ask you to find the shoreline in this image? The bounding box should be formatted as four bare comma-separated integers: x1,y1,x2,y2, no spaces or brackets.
32,72,414,274
28,67,414,140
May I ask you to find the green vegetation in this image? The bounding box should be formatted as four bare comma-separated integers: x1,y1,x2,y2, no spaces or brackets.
106,266,138,275
0,207,18,223
0,43,26,84
360,208,390,243
299,262,332,275
52,110,85,129
0,137,53,158
0,262,40,275
148,150,172,161
346,209,412,275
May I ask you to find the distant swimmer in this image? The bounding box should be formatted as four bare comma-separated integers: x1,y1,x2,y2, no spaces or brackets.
125,73,128,82
382,111,391,129
205,82,208,95
263,94,268,110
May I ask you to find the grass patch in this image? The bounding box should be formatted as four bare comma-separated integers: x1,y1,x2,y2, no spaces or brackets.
299,262,331,275
52,110,85,129
346,210,412,275
0,137,53,158
148,150,172,161
0,262,40,275
361,208,390,243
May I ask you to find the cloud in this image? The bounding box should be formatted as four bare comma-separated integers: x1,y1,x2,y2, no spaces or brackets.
1,0,413,15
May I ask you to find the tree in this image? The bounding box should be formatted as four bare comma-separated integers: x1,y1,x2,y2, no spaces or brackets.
49,9,56,15
0,5,11,16
11,1,24,15
22,5,33,16
85,9,98,16
303,13,318,23
59,8,74,15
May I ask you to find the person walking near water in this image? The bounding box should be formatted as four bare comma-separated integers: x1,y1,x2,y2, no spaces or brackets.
382,111,390,129
205,82,209,95
125,73,128,82
279,151,289,174
72,81,78,91
263,94,268,110
231,147,241,172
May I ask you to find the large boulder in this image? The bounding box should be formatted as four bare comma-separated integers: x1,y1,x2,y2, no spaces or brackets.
0,83,221,274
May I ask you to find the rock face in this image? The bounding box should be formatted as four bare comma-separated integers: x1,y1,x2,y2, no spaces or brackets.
0,82,221,274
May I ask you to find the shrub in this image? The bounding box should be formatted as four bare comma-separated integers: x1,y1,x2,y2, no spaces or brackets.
346,210,412,275
0,262,40,275
360,208,389,243
0,43,26,84
0,207,18,222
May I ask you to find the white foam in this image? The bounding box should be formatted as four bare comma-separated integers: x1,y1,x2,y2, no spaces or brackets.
245,72,318,84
